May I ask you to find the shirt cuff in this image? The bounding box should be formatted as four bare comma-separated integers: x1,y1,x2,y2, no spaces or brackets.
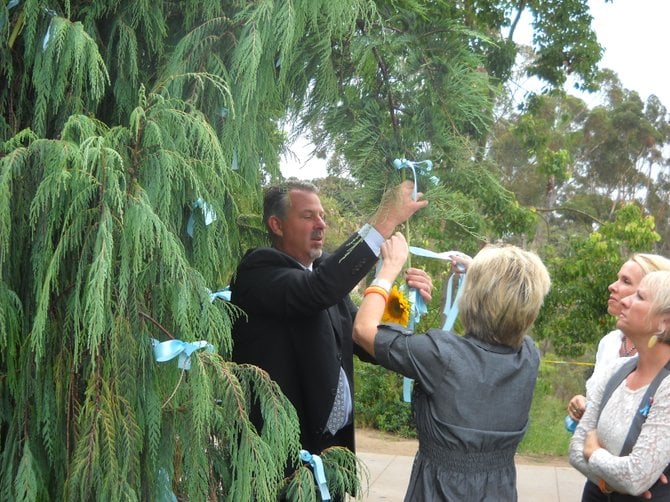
358,224,385,256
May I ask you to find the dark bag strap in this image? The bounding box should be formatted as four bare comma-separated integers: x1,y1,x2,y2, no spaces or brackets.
621,359,670,456
596,358,639,424
596,357,670,456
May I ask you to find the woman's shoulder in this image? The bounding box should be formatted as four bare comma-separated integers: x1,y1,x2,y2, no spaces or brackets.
598,329,623,347
589,356,635,400
423,328,462,344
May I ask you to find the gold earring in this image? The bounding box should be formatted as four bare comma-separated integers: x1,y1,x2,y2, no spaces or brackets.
648,335,659,349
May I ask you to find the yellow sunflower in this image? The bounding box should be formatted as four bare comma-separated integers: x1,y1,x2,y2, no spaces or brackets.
381,285,410,327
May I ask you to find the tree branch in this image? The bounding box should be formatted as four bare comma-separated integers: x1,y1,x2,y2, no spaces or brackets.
508,1,528,43
139,311,175,339
356,19,401,149
534,206,605,225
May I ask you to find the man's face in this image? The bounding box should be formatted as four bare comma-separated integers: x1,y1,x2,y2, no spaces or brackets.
272,189,327,267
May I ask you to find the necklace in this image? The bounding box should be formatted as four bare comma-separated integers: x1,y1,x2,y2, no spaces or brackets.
620,336,637,357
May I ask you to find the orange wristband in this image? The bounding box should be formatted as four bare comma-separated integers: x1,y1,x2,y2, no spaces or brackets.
364,286,389,302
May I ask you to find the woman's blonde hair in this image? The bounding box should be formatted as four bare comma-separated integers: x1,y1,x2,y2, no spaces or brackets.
639,271,670,341
459,245,551,348
629,253,670,275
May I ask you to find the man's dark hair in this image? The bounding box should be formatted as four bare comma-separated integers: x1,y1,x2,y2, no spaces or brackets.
263,180,319,236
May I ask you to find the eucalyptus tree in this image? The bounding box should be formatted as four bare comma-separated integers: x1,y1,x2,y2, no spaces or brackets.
577,72,670,219
488,73,670,356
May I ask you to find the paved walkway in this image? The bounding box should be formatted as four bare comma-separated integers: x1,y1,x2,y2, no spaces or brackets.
355,451,586,501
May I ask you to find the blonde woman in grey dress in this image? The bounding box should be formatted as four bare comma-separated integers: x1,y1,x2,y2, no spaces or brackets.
353,233,551,502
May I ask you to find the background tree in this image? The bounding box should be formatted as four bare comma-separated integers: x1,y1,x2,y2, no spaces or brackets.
298,0,606,247
488,68,670,355
533,203,661,356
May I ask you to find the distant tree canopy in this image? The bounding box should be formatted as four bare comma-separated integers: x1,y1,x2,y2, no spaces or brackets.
488,69,670,357
533,204,662,357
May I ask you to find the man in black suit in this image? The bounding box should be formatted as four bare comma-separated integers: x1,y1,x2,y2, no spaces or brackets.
230,179,429,459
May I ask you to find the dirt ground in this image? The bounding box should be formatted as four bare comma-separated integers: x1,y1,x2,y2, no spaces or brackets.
355,428,570,467
355,427,418,456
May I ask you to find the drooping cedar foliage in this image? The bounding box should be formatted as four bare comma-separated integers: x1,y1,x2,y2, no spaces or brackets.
0,1,383,499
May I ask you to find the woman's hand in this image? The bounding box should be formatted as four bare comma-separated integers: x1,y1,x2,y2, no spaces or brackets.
642,473,668,499
405,268,433,303
568,394,587,421
450,253,472,274
583,430,602,460
379,232,409,280
353,233,409,357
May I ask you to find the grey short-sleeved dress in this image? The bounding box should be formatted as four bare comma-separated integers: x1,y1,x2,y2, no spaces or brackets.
374,324,540,502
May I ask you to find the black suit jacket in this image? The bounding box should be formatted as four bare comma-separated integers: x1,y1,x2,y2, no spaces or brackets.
230,232,378,455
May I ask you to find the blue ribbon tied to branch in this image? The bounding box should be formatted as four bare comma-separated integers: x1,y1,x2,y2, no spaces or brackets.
208,286,231,303
392,158,433,201
151,339,214,370
299,450,331,501
186,198,217,237
393,158,434,401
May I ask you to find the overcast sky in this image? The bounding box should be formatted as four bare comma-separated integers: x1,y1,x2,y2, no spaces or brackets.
281,0,670,179
589,0,670,107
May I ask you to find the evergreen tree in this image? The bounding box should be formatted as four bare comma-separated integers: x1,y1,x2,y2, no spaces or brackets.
1,1,377,499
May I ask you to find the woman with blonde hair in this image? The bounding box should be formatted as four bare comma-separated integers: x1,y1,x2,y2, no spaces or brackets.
568,253,670,423
569,270,670,500
353,233,550,501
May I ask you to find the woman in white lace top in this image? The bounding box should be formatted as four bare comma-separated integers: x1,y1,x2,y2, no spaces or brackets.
567,253,670,423
569,270,670,500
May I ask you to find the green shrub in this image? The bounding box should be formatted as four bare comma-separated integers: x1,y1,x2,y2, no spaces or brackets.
354,360,416,438
518,358,591,455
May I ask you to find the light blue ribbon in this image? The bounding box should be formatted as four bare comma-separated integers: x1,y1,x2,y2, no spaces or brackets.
409,246,467,272
41,8,57,51
393,158,433,201
156,467,177,502
442,273,465,331
402,377,413,402
231,148,238,171
407,245,467,329
186,198,217,237
299,449,331,501
564,415,578,433
403,288,427,403
402,246,468,402
151,339,214,370
640,396,653,418
208,286,231,303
